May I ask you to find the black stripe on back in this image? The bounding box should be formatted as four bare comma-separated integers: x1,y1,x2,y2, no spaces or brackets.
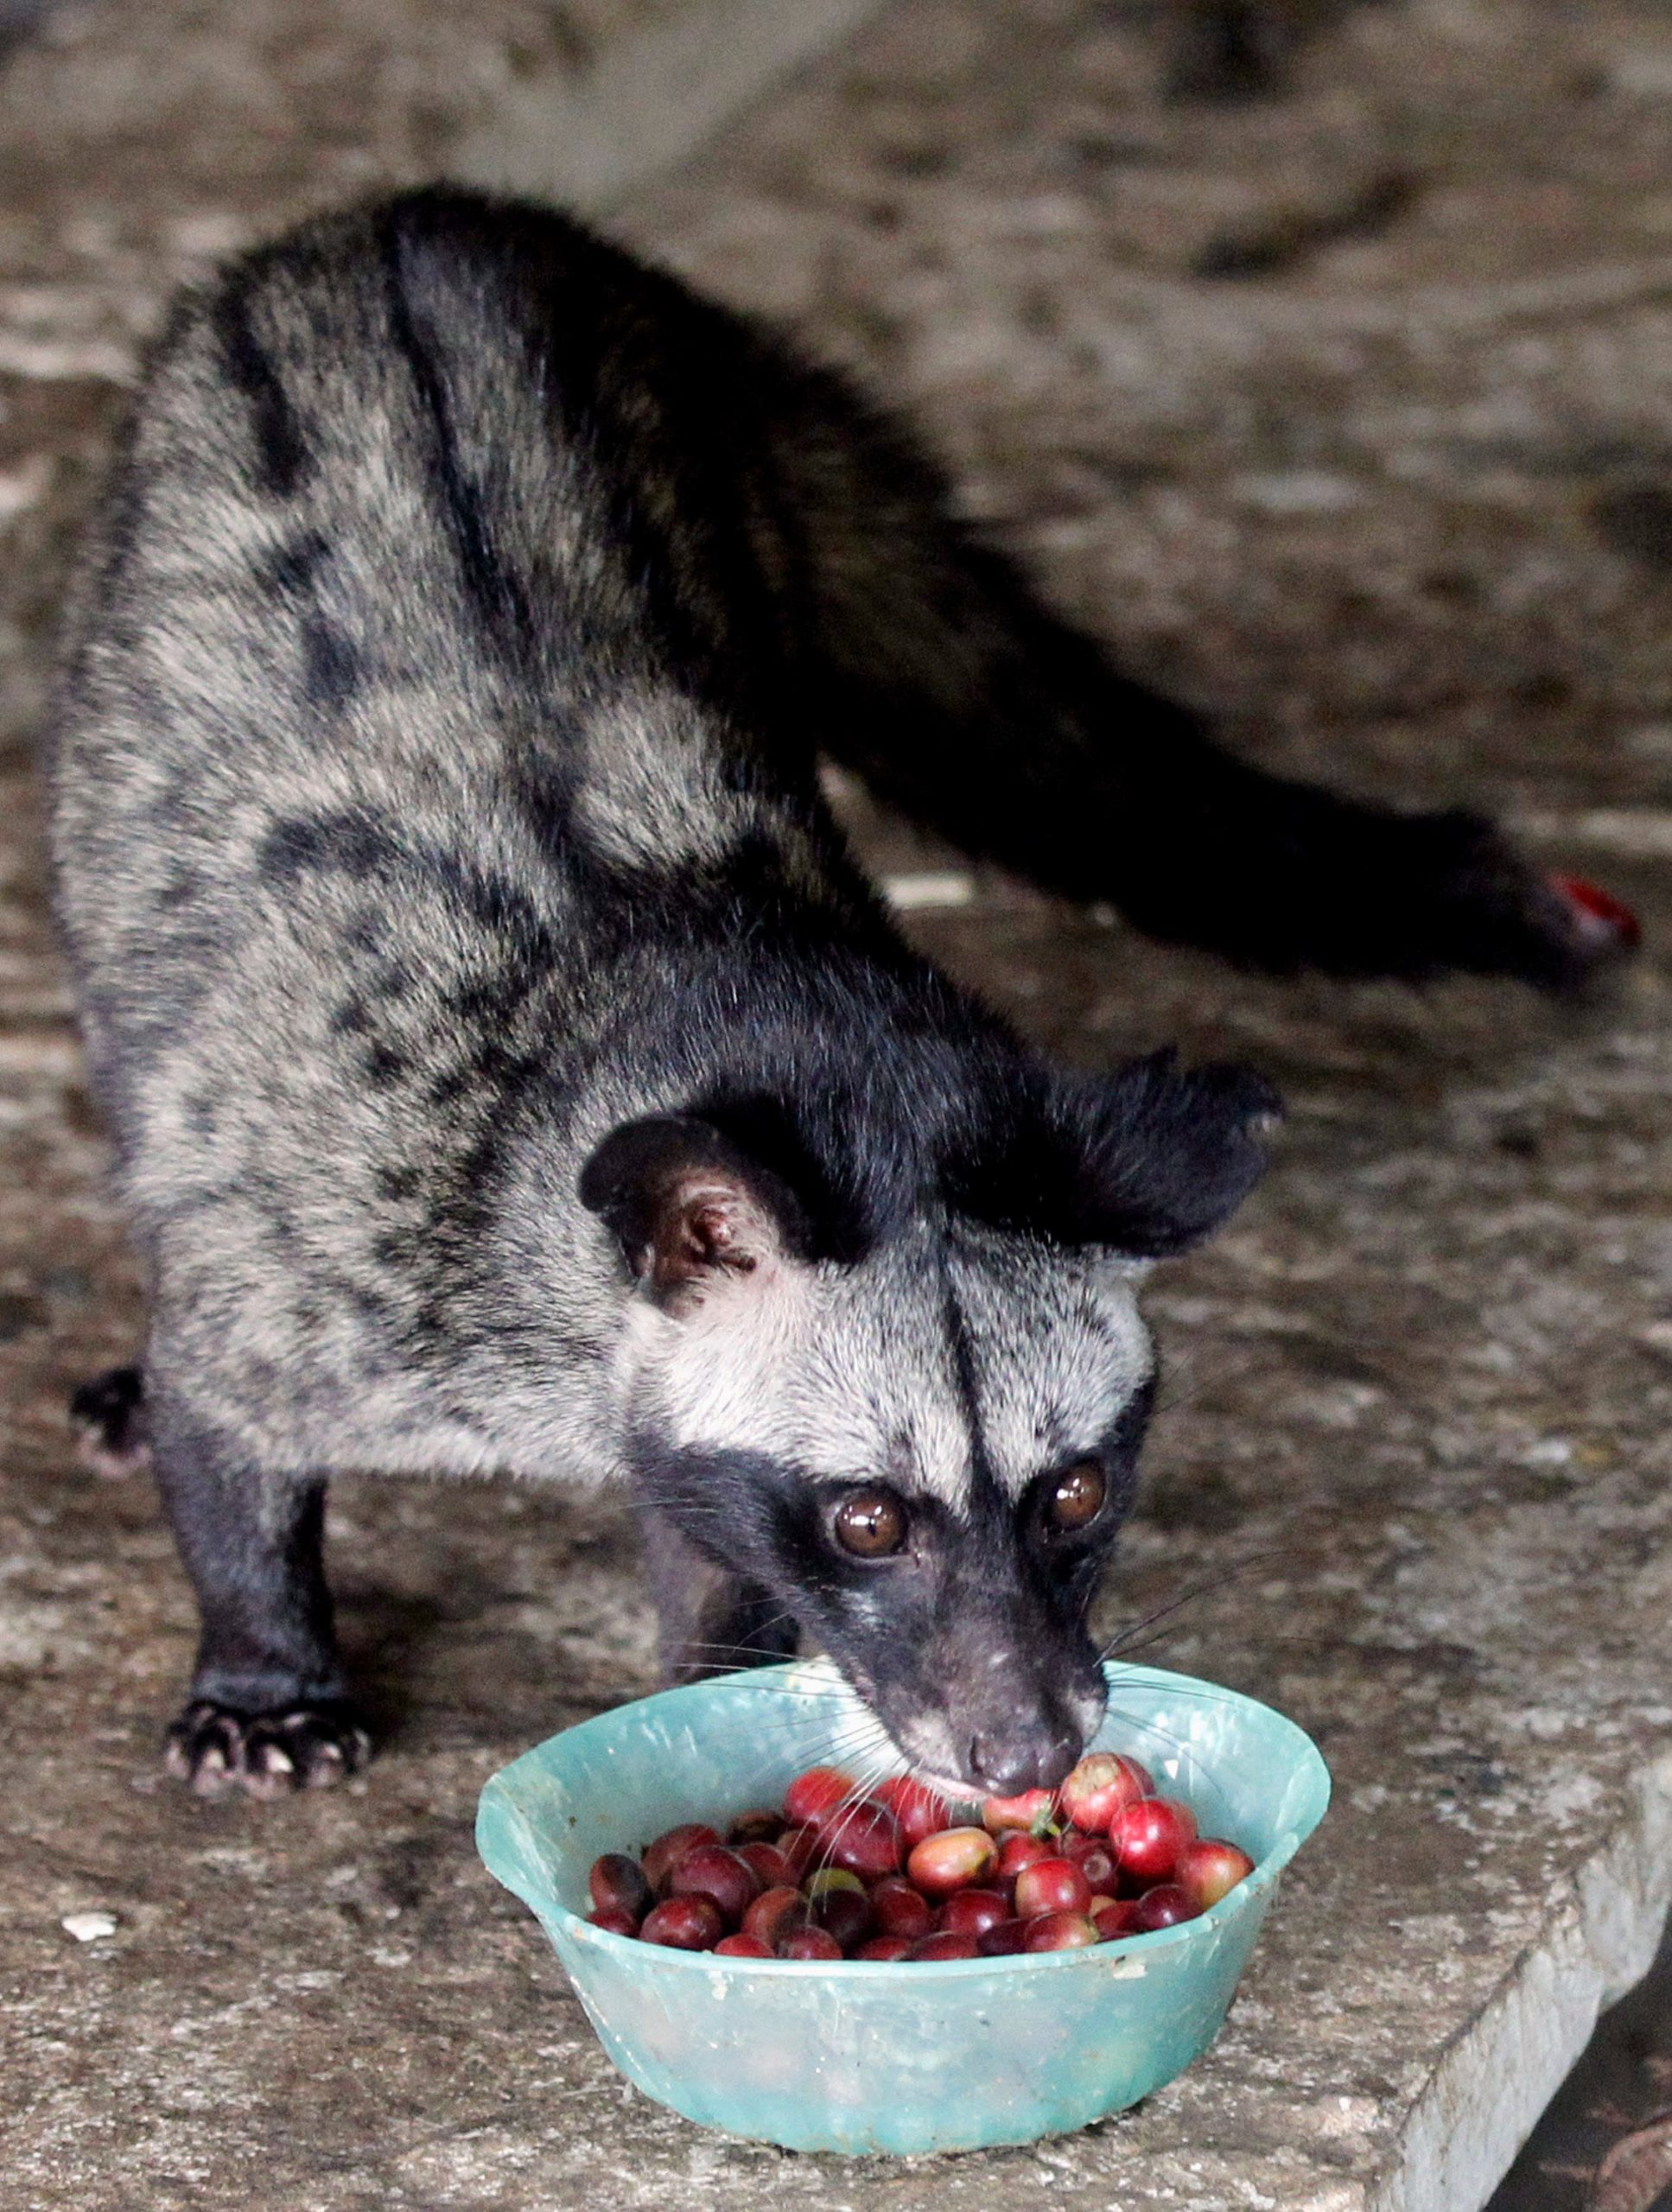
380,215,535,660
213,272,308,499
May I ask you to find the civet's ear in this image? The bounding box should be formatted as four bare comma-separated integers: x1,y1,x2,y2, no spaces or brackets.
1057,1052,1282,1257
953,1050,1281,1257
578,1115,810,1313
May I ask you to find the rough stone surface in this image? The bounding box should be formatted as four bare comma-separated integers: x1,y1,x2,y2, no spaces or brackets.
5,2,1672,2208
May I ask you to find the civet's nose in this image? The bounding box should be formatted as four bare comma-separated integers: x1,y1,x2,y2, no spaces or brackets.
967,1715,1082,1796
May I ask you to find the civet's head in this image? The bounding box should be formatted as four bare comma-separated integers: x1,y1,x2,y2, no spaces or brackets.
582,1050,1277,1796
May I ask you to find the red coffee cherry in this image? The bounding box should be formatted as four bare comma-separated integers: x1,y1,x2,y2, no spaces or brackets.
1021,1910,1100,1952
909,1930,981,1961
641,1823,721,1895
870,1878,934,1942
776,1825,819,1878
1058,1753,1153,1834
588,1905,639,1937
1109,1796,1198,1885
640,1896,724,1950
779,1924,842,1961
783,1766,855,1827
906,1827,999,1897
1129,1884,1199,1933
588,1852,652,1921
595,1746,1253,1961
1058,1832,1120,1895
938,1887,1011,1941
728,1809,785,1847
995,1832,1052,1884
741,1885,809,1948
1090,1896,1142,1940
813,1886,875,1952
1013,1857,1092,1922
814,1799,903,1879
981,1788,1057,1837
670,1845,760,1928
874,1776,951,1848
976,1916,1030,1956
1174,1839,1256,1911
736,1840,795,1890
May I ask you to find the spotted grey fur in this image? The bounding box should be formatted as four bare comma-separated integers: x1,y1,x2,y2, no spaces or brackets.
50,188,1605,1800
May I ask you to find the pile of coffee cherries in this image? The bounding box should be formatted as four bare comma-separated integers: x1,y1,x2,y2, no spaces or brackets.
586,1751,1256,1961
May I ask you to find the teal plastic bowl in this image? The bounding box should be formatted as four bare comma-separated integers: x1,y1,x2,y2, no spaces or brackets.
477,1656,1329,2155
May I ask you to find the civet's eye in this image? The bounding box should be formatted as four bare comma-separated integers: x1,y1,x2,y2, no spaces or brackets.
831,1489,908,1559
1046,1460,1106,1535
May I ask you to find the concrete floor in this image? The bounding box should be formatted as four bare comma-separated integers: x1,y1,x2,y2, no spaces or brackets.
6,1,1672,2207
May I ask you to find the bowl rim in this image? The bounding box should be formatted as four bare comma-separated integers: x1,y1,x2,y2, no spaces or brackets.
476,1656,1332,1980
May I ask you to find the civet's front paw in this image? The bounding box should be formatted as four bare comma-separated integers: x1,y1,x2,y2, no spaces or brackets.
164,1699,372,1798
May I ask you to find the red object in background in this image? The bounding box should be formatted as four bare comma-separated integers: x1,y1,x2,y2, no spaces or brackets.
1550,873,1641,949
